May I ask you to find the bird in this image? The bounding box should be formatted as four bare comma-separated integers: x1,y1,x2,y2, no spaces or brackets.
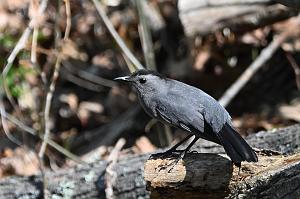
114,69,258,167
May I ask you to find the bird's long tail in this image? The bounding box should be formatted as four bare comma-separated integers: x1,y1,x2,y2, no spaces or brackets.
217,123,258,165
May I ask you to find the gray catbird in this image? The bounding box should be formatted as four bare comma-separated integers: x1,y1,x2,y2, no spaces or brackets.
114,70,258,166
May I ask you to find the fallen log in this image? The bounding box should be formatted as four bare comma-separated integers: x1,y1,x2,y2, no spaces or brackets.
178,0,298,37
0,124,300,198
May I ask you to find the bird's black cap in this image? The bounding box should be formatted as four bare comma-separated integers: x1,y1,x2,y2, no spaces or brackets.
131,69,165,79
114,69,166,83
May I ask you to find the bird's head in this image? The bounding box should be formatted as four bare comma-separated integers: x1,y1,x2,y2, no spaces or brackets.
114,70,166,95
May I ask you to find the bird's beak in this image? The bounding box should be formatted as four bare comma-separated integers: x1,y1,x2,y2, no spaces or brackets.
113,76,131,83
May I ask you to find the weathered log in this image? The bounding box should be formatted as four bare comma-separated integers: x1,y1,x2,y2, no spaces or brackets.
0,124,300,198
145,151,300,198
178,0,298,37
0,161,107,199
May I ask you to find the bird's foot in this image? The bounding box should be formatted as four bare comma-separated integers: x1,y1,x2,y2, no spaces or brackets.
166,152,185,173
233,162,242,178
150,150,186,172
149,149,185,160
150,149,197,172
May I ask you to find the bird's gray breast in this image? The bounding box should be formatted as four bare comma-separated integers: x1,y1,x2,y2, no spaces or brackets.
137,91,159,118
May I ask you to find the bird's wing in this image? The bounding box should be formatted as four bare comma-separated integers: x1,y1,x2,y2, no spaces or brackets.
156,103,205,133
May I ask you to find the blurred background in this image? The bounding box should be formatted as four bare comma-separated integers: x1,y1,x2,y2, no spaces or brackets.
0,0,300,178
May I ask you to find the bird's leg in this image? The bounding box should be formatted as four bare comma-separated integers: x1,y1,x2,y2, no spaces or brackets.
234,162,241,176
149,134,193,160
164,134,194,154
167,136,200,172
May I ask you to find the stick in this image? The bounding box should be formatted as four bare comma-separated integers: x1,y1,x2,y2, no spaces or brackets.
91,0,144,70
105,138,126,199
135,0,157,71
39,0,72,159
2,0,48,76
62,61,116,87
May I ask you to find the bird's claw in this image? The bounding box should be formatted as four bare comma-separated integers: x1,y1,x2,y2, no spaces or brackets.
166,153,185,173
150,149,197,172
149,149,184,160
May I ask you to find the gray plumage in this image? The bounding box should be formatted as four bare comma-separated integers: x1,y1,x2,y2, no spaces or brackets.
114,70,258,165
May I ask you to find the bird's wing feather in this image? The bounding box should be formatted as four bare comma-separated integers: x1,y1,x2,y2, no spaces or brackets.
156,108,172,124
156,103,205,133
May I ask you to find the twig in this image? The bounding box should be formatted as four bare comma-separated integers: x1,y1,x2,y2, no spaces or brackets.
0,0,49,153
63,0,71,40
3,28,32,76
1,111,86,164
218,29,299,107
145,119,158,133
0,91,22,146
61,67,104,92
105,138,126,199
39,55,62,158
285,53,300,90
135,0,157,71
62,61,116,87
39,0,72,159
121,53,137,73
31,28,39,64
91,0,144,70
30,0,40,65
2,0,48,76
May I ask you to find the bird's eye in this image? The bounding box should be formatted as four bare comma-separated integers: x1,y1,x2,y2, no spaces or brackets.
139,78,147,84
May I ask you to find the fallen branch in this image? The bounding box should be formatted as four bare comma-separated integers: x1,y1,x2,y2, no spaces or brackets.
218,17,300,107
178,1,298,37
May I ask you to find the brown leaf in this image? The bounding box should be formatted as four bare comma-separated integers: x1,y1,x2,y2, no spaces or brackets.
0,147,39,178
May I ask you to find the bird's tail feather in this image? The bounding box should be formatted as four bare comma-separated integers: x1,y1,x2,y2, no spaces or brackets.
217,123,258,164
